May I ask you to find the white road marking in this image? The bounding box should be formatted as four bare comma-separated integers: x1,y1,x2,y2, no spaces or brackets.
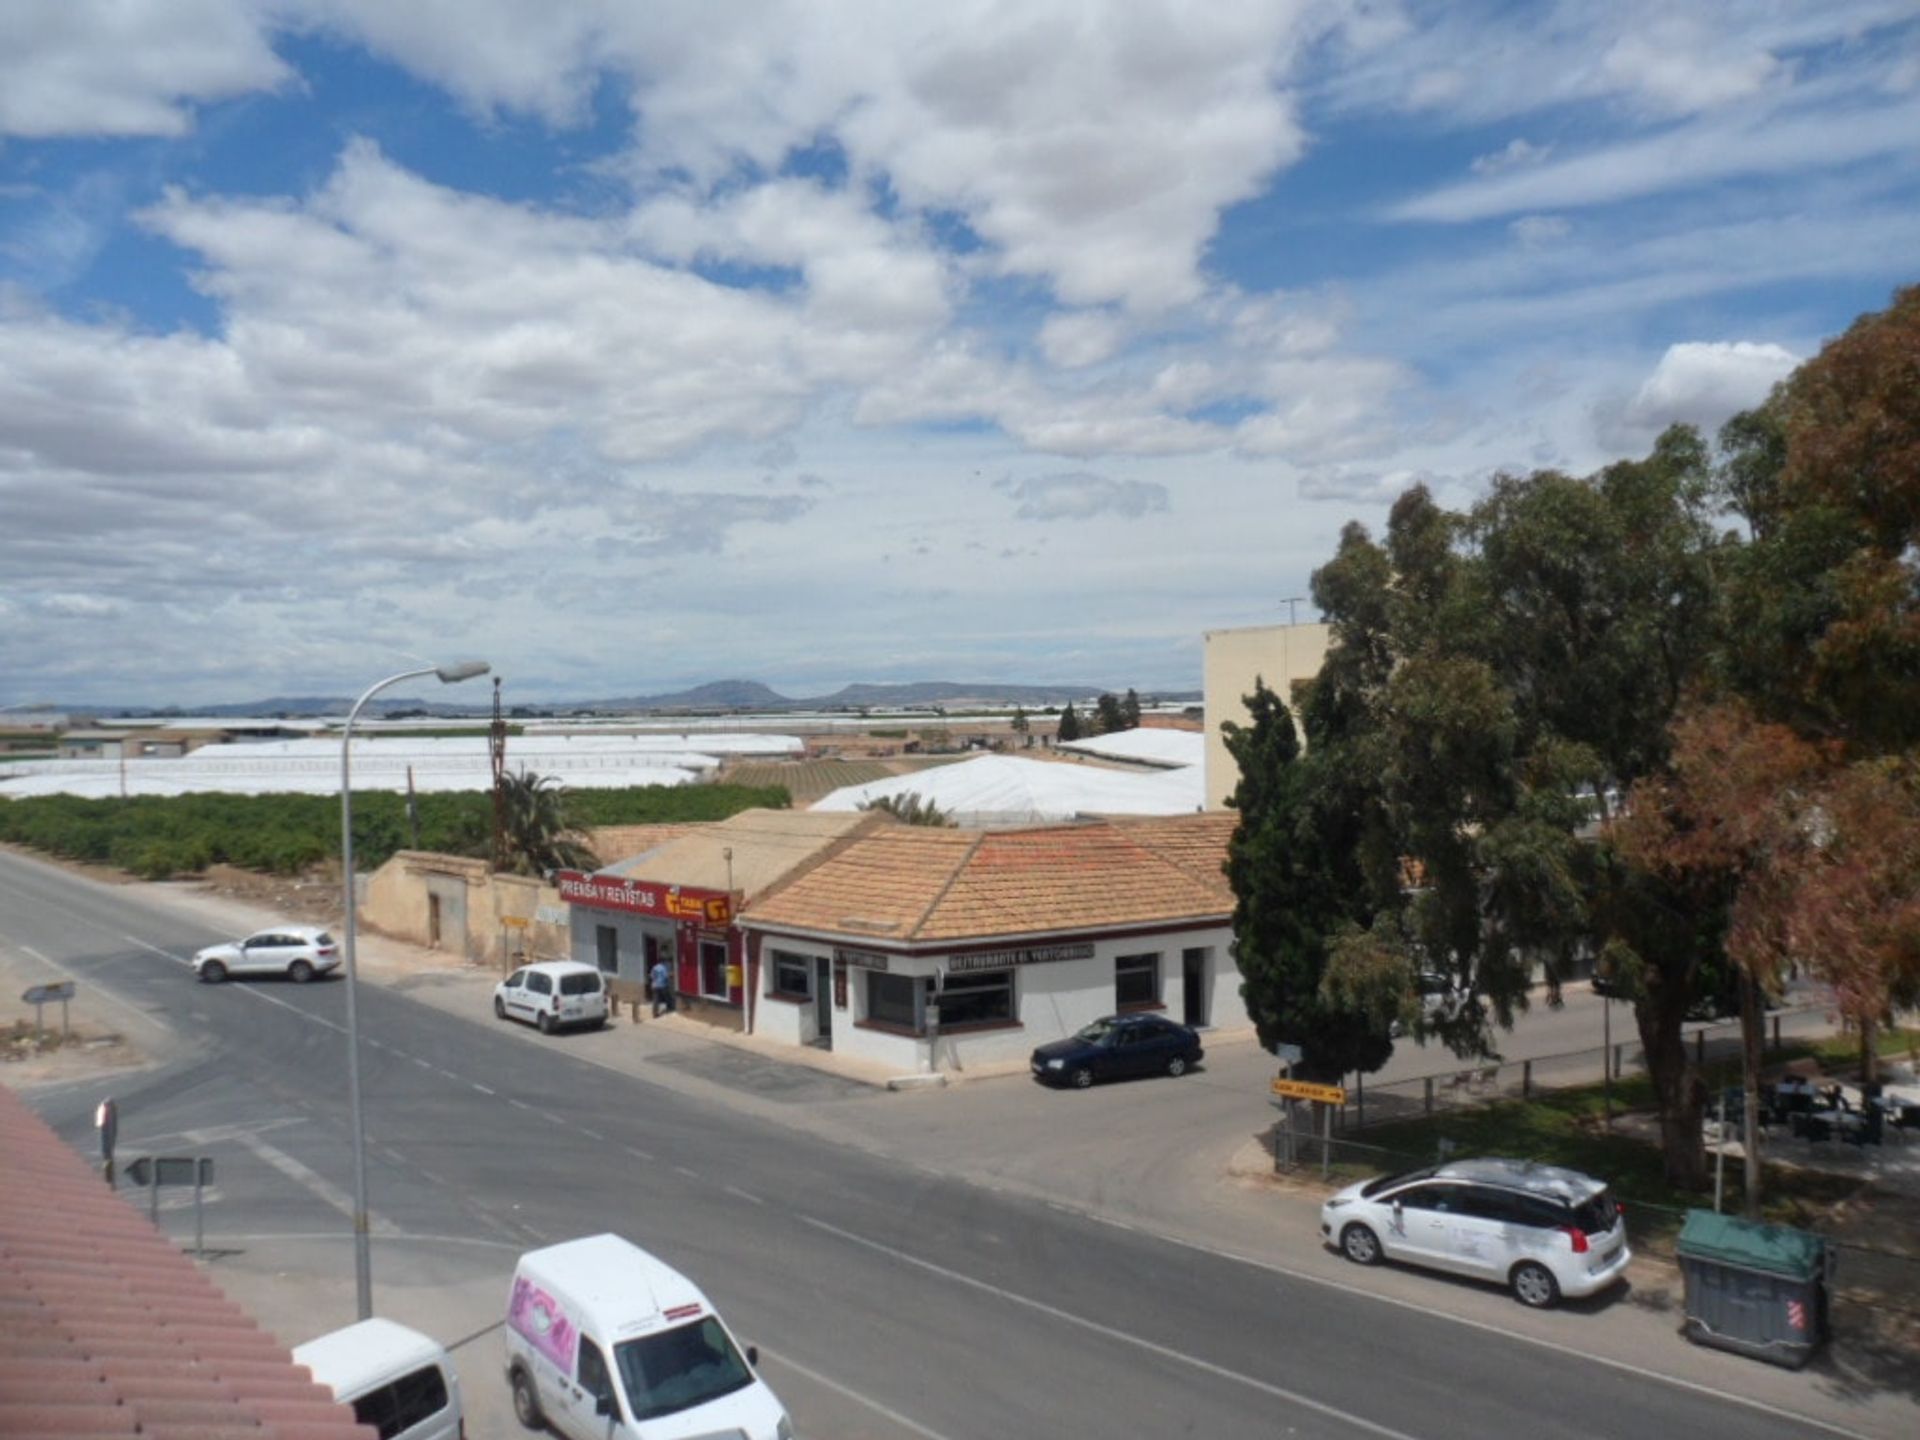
472,1083,495,1096
723,1185,764,1206
508,1098,534,1112
577,1126,603,1141
14,942,172,1034
413,1057,433,1070
757,1346,957,1440
437,1068,461,1081
624,1146,654,1161
673,1165,700,1180
186,1129,401,1237
800,1215,1422,1440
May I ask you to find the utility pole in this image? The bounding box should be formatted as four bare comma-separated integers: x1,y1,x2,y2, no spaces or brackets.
1281,596,1305,626
489,677,508,872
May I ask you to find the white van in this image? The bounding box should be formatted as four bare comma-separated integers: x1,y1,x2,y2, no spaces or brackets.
293,1317,463,1440
505,1234,792,1440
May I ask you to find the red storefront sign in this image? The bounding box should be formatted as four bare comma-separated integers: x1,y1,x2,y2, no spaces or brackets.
555,870,733,926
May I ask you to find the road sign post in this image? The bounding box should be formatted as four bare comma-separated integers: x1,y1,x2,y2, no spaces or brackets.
21,980,75,1043
123,1155,215,1254
95,1098,118,1186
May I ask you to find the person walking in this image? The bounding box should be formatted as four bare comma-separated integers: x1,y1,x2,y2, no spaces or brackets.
649,955,673,1017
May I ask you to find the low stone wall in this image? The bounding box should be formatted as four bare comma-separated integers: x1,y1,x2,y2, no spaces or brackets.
361,851,567,971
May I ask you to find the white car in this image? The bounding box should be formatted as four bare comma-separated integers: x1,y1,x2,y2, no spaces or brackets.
193,926,340,984
494,960,609,1035
1320,1157,1630,1308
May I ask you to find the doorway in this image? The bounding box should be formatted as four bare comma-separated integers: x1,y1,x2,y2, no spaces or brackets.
427,894,442,949
1182,948,1210,1028
813,955,834,1048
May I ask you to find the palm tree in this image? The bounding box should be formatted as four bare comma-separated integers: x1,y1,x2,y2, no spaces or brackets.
859,791,953,826
498,769,600,876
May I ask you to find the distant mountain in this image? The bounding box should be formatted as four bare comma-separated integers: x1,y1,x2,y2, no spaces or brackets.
76,677,1200,719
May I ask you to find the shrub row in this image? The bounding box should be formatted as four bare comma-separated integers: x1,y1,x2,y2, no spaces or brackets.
0,783,790,880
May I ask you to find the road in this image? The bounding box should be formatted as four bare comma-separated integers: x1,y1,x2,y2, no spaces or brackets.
0,849,1873,1440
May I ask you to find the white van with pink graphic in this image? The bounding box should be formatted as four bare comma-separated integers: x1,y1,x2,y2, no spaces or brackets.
504,1233,791,1440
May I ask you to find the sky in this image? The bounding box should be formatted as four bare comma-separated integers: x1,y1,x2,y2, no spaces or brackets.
2,1,1917,706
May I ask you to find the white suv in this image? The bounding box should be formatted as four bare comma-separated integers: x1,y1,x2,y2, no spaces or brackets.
1320,1157,1630,1308
494,960,609,1035
193,926,340,983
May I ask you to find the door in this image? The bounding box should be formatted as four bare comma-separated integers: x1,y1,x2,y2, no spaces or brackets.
814,956,833,1046
1385,1184,1456,1267
238,933,288,975
1182,948,1209,1027
549,1336,621,1440
522,970,553,1022
428,894,442,948
1446,1186,1518,1279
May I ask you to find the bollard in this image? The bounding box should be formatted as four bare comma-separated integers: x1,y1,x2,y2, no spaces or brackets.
1424,1075,1435,1116
1523,1059,1532,1099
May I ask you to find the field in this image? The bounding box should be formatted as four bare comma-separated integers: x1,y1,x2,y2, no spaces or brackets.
723,756,966,805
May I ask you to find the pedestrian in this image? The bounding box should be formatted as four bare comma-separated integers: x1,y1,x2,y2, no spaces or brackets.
650,956,672,1017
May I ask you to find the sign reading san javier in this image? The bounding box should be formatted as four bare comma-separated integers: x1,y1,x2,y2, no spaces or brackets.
555,871,732,925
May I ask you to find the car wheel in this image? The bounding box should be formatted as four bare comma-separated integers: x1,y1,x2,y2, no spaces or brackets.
493,996,507,1020
1511,1261,1560,1309
287,959,314,984
199,960,227,984
537,1011,554,1035
510,1367,544,1430
1166,1055,1188,1078
1340,1223,1382,1266
1070,1066,1094,1089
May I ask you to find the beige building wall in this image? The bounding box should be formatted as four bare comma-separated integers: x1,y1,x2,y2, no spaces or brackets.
1202,622,1332,809
361,851,567,971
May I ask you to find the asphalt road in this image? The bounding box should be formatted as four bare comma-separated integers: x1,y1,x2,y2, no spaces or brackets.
0,850,1854,1440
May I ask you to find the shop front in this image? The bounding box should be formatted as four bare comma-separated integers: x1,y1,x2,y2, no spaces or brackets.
558,869,742,1010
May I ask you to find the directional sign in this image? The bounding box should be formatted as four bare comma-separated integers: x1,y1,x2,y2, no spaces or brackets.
22,981,74,1005
1271,1042,1304,1065
1271,1077,1348,1105
124,1156,214,1188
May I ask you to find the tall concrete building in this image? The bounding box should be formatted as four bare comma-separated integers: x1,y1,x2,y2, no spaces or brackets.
1201,622,1332,809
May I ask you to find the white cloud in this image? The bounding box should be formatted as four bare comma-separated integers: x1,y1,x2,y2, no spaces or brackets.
1619,339,1800,436
995,473,1170,521
1039,310,1128,369
1297,466,1442,504
0,0,292,138
1509,215,1570,248
1473,138,1551,175
1599,25,1784,117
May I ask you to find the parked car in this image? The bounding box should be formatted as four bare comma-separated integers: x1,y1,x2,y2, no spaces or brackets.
193,925,340,983
1320,1157,1630,1308
1030,1014,1203,1088
1390,969,1462,1038
293,1317,462,1440
494,960,609,1034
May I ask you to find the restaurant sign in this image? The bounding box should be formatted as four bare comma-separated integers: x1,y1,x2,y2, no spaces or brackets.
555,870,733,925
834,947,892,971
947,942,1095,974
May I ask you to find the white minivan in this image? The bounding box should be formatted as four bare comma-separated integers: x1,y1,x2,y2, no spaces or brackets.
505,1233,792,1440
293,1317,463,1440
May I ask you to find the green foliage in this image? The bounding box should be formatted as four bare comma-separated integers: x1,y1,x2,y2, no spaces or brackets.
498,770,600,877
0,783,787,880
1224,678,1394,1081
1056,702,1082,742
858,791,953,826
1094,692,1127,734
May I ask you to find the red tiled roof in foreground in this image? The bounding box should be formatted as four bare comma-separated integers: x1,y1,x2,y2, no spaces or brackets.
0,1085,374,1440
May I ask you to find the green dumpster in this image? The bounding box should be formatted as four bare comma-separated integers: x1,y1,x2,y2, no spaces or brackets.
1675,1210,1829,1368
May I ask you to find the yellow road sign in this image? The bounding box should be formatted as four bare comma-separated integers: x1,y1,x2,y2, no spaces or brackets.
1270,1077,1347,1105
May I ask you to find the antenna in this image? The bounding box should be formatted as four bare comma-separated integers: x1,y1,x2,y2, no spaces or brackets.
489,677,507,872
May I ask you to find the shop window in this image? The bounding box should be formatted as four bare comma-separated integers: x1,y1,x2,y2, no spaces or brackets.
867,971,920,1030
939,968,1014,1028
1115,952,1161,1010
595,926,619,973
699,939,730,998
771,951,812,999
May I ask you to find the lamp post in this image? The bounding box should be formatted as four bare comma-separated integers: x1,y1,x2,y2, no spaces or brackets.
340,660,488,1319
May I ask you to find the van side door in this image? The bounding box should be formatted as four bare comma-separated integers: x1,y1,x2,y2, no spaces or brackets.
552,1336,622,1440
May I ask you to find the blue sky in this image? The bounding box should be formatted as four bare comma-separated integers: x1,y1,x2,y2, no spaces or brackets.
2,1,1917,706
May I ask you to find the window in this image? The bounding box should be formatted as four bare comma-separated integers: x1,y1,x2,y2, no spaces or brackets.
1115,953,1161,1010
1456,1186,1519,1223
560,971,602,996
771,951,811,999
699,940,730,998
595,925,618,973
938,968,1014,1028
614,1317,754,1422
867,971,919,1029
349,1364,450,1440
527,971,552,996
578,1338,616,1413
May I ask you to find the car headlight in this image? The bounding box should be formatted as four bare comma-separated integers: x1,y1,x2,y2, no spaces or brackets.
1046,1058,1065,1070
776,1418,795,1440
1323,1197,1351,1210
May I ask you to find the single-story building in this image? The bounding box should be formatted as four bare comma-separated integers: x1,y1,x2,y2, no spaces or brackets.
558,810,888,1024
740,812,1247,1073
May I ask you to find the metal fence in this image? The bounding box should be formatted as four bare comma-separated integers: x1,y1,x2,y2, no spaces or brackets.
1334,1006,1825,1132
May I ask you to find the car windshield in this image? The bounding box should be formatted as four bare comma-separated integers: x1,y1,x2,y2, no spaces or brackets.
1074,1020,1116,1044
1361,1166,1436,1199
614,1316,754,1422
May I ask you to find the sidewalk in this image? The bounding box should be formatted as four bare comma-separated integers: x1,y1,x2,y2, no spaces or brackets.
14,867,1920,1440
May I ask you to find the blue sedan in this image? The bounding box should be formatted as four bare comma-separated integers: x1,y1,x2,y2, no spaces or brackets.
1031,1014,1204,1089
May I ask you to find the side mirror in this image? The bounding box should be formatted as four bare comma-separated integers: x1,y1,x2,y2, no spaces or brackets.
1391,1199,1403,1218
746,1344,759,1368
595,1394,613,1417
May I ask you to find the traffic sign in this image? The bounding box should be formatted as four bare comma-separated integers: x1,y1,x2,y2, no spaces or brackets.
22,981,74,1005
1271,1042,1304,1065
124,1155,214,1188
1270,1077,1347,1105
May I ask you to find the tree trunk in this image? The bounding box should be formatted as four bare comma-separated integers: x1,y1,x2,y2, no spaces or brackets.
1861,1015,1879,1085
1639,993,1707,1188
1741,970,1764,1220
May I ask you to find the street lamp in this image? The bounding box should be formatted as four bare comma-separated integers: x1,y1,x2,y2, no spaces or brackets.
340,660,488,1319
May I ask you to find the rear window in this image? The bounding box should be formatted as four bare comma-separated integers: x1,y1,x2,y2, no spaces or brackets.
560,972,603,996
349,1363,449,1440
315,932,336,946
1571,1190,1618,1235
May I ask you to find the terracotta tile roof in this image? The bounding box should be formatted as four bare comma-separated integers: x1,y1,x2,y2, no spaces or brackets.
743,814,1233,943
584,822,705,866
0,1086,374,1440
604,808,888,896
